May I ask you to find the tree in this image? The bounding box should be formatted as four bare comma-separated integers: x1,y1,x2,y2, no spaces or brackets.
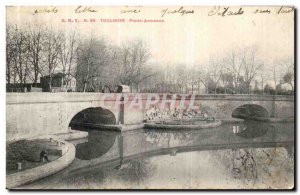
174,65,188,93
115,40,152,92
272,66,278,95
75,36,109,92
58,30,78,91
14,26,31,85
283,72,294,91
207,56,224,94
241,46,263,94
224,46,263,94
40,28,62,91
187,67,201,94
197,68,210,94
26,26,44,85
264,84,275,95
221,72,234,94
130,41,153,92
281,60,294,91
132,66,156,92
6,25,14,84
6,24,32,86
260,73,264,94
224,49,243,93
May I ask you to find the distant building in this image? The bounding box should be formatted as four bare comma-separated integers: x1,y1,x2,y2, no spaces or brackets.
280,83,293,91
40,73,76,92
117,85,131,93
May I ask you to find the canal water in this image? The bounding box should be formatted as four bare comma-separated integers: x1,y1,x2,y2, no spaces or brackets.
20,121,294,189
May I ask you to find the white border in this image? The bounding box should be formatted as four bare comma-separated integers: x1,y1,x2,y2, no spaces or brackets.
0,0,298,194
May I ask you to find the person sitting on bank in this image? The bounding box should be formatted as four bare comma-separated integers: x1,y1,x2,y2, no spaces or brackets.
40,150,50,162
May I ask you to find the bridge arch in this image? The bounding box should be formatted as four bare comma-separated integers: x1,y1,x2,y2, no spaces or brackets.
232,104,269,119
69,107,117,128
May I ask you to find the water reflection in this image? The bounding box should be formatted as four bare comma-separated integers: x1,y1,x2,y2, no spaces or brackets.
21,121,294,189
232,149,258,185
284,146,294,159
144,131,194,148
115,134,123,169
232,120,272,138
115,158,156,184
206,147,294,189
75,131,118,160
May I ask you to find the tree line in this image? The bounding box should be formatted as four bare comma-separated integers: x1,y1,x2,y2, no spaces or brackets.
6,23,294,94
139,47,294,95
6,24,154,92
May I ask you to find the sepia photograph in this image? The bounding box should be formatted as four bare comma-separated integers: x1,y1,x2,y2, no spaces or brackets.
5,5,295,190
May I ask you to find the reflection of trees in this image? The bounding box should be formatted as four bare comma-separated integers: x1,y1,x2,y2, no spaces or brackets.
232,149,258,186
144,131,194,147
231,147,294,187
284,146,294,160
208,147,294,188
264,147,293,167
232,120,272,139
75,131,118,160
116,158,156,184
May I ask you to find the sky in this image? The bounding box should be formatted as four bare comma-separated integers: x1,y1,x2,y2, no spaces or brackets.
6,6,294,68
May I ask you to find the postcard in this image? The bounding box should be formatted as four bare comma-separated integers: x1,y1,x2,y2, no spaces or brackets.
6,6,295,190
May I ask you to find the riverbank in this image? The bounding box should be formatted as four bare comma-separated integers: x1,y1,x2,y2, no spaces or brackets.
7,138,76,189
6,129,88,189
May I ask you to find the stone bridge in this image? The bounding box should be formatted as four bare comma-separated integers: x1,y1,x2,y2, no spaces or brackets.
6,93,294,142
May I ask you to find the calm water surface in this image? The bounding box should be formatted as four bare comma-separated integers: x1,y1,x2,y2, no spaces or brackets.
20,121,294,189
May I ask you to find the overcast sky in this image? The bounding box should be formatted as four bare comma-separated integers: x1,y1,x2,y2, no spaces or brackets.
6,6,294,68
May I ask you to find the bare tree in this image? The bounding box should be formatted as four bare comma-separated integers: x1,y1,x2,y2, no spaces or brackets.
260,73,264,94
224,49,243,93
187,67,201,94
13,26,31,85
26,26,44,85
6,26,19,85
58,30,78,91
76,35,109,92
281,59,294,91
6,25,14,84
241,46,263,94
221,72,234,94
208,56,224,94
132,66,156,93
263,65,282,95
272,66,278,95
117,40,152,92
130,41,152,92
197,68,210,94
40,28,62,91
174,65,188,93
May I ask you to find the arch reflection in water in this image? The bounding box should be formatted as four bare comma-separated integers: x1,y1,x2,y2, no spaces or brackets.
75,130,119,160
20,121,294,189
232,120,273,139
